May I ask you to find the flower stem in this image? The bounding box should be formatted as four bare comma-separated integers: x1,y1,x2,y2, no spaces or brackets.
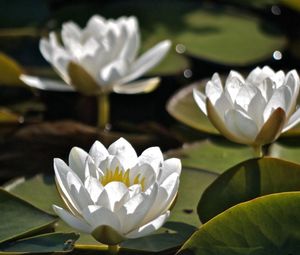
108,244,119,255
252,145,263,158
97,93,110,130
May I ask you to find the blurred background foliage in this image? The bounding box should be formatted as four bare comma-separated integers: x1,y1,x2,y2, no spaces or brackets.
0,0,299,178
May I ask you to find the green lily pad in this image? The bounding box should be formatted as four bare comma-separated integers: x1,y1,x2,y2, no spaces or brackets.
269,143,300,164
5,175,64,215
53,1,286,67
166,139,254,174
0,232,79,254
0,189,57,244
167,81,218,135
7,167,216,253
178,192,300,255
198,157,300,223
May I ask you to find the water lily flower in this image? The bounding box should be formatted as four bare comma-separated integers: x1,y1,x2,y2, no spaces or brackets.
53,138,181,246
193,66,300,152
20,15,171,95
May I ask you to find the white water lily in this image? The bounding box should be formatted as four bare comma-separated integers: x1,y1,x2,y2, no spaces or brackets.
53,138,181,245
193,66,300,148
20,15,171,95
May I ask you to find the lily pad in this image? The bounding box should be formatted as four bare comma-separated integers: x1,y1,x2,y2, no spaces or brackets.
0,189,57,244
53,1,286,67
7,166,216,253
167,81,218,135
269,143,300,164
0,53,24,86
166,139,254,174
0,233,79,254
178,192,300,255
198,157,300,223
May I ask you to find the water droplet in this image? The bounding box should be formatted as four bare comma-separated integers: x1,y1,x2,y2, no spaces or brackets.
271,5,281,15
176,44,186,54
183,69,192,78
273,50,282,60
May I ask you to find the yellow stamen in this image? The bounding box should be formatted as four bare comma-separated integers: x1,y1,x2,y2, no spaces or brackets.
100,167,146,191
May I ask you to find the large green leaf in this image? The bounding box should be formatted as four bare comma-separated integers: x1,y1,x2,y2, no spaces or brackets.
178,192,300,255
7,167,216,253
5,175,64,215
0,233,79,254
53,1,286,66
166,139,254,174
198,157,300,223
167,81,218,135
0,189,56,243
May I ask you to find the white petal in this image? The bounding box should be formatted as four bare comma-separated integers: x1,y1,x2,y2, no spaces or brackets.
224,109,258,144
108,138,137,169
67,171,93,211
89,140,109,166
126,211,170,239
83,205,122,232
138,147,163,172
193,89,207,115
69,147,90,181
84,160,101,179
119,16,140,61
99,59,129,85
257,77,274,101
224,72,244,103
53,205,92,233
263,86,291,121
97,182,129,211
214,93,233,122
211,73,223,88
283,107,300,132
20,75,74,92
61,21,82,49
205,80,223,105
118,183,158,234
158,158,181,184
246,90,267,128
284,70,300,117
54,158,80,214
129,163,156,190
119,40,171,84
235,85,257,111
143,173,179,224
113,77,160,94
84,176,103,203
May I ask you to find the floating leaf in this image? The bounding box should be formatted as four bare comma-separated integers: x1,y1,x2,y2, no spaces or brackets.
167,81,218,135
5,175,64,215
53,1,286,67
178,192,300,255
0,108,23,124
198,157,300,223
0,232,79,254
282,0,300,11
0,189,56,243
0,53,24,86
167,139,254,174
269,143,300,164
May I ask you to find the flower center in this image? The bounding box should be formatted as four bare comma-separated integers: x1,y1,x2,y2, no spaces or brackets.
100,167,146,191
